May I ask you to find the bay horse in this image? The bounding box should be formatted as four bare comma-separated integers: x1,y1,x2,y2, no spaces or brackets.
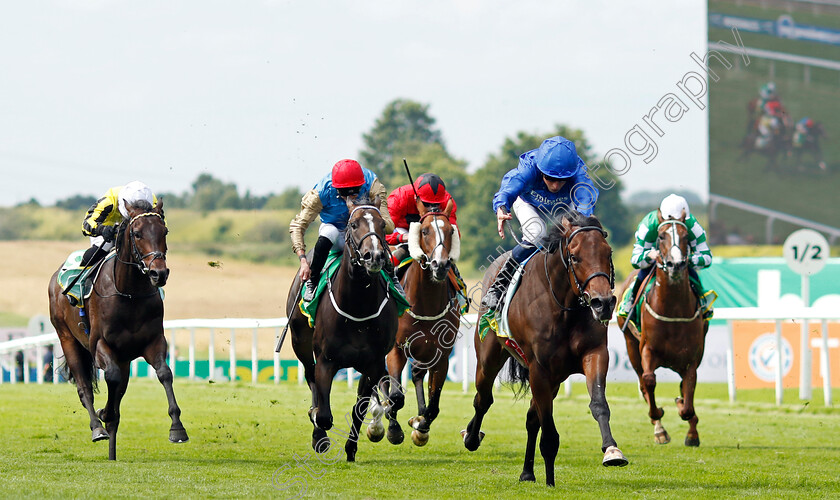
616,211,705,446
375,199,460,447
48,199,188,460
462,214,627,487
285,195,399,462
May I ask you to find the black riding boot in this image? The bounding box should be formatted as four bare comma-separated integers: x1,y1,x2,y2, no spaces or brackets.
383,248,406,297
480,256,520,311
64,245,109,305
303,236,333,302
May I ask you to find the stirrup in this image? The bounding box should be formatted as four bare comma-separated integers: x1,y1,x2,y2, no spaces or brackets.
302,279,317,302
481,288,502,310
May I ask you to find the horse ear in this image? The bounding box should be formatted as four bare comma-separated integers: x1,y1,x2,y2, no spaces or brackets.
416,197,427,217
345,196,356,212
156,197,165,212
443,198,454,217
679,208,686,221
560,216,573,233
371,193,381,209
656,209,664,224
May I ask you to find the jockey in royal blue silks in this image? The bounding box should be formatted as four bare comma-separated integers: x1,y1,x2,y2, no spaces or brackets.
289,159,400,302
481,136,599,310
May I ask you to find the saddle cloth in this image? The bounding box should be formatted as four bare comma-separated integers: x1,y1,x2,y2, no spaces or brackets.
57,250,163,308
618,274,717,333
298,250,410,328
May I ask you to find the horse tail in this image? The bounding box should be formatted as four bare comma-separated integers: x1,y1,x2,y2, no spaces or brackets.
505,358,530,399
59,347,99,393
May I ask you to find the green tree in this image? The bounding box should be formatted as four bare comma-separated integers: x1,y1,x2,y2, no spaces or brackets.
459,125,632,271
359,99,452,191
264,187,305,210
190,174,241,211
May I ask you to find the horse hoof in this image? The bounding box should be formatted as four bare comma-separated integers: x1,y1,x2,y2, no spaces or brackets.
312,428,330,453
169,428,189,443
386,426,404,445
411,429,429,447
408,416,428,432
461,429,485,452
654,430,671,445
519,471,536,482
685,437,700,447
92,428,109,442
602,446,629,467
366,422,385,443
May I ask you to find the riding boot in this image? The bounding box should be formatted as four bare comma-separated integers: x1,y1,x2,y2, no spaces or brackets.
480,256,520,311
303,236,332,302
623,276,644,325
391,244,410,281
451,262,469,313
388,267,406,297
64,245,108,305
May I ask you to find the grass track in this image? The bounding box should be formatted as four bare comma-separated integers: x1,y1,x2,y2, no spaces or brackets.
2,380,839,499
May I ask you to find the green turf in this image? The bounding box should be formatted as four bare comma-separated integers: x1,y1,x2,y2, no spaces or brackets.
1,379,839,499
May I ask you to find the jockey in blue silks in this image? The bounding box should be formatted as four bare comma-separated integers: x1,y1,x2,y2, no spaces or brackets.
481,136,599,310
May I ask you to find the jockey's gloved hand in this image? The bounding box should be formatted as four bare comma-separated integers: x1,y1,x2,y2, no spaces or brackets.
100,225,116,242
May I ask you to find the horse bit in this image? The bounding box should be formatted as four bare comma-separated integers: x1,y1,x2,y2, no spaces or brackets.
547,226,615,310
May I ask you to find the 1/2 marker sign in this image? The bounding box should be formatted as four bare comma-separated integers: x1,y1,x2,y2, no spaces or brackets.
783,229,829,276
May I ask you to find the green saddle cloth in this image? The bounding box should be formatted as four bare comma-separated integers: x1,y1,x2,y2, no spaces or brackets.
396,255,469,315
618,274,717,331
57,250,102,306
299,250,410,327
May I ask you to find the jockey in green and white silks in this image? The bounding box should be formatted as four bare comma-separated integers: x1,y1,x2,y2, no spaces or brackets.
618,194,714,321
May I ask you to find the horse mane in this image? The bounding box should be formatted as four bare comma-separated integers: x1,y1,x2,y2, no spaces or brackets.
545,212,603,253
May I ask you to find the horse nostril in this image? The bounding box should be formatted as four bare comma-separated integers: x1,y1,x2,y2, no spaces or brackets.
363,251,372,262
590,298,604,311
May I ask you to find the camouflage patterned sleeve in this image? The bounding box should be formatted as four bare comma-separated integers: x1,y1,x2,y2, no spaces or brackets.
289,189,322,255
371,178,395,234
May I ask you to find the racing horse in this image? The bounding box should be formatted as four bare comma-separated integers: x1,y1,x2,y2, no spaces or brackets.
616,212,706,446
48,199,188,460
375,198,460,447
462,213,627,487
286,195,400,462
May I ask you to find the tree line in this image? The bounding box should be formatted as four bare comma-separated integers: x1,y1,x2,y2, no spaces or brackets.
43,98,636,266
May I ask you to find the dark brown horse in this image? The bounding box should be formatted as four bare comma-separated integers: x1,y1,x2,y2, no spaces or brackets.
373,199,460,447
462,214,627,487
285,195,399,462
48,199,188,460
616,212,705,446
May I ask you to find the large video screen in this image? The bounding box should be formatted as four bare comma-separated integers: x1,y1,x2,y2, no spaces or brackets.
708,0,840,245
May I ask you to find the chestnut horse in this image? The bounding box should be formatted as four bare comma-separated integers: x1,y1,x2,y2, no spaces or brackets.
48,199,188,460
285,196,399,462
616,213,705,446
374,199,460,447
462,214,627,487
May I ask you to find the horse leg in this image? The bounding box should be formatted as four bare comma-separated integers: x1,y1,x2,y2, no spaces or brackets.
409,361,447,447
676,368,701,447
519,399,540,482
462,335,505,452
344,372,377,462
641,344,669,444
313,359,338,433
58,335,108,442
529,367,559,487
582,349,628,466
383,349,406,445
143,336,189,444
94,341,128,460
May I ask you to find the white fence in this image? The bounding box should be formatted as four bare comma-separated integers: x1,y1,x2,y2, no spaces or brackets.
2,309,839,406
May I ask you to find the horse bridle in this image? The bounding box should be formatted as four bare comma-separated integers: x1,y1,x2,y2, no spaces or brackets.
415,211,448,270
656,220,688,272
547,225,615,309
118,212,167,275
344,205,391,268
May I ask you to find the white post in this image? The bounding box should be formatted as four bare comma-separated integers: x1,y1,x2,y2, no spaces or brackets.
775,320,783,406
53,342,60,384
251,328,258,384
821,320,832,407
461,328,470,394
727,320,736,403
564,379,572,397
168,329,176,372
36,344,44,384
24,352,30,384
347,368,354,388
800,275,812,400
189,328,196,381
273,350,281,385
229,328,236,382
297,360,304,384
131,359,138,378
208,328,215,382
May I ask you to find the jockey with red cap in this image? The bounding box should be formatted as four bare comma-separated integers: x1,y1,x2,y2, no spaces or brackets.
290,159,401,302
386,173,467,308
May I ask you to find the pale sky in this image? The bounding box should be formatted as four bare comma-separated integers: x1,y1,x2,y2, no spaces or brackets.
0,0,709,207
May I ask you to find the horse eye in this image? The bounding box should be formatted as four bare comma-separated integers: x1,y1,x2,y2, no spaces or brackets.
422,228,429,236
570,254,578,263
350,222,357,230
132,231,142,239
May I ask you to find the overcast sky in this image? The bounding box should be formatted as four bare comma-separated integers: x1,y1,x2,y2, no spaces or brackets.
0,0,709,207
